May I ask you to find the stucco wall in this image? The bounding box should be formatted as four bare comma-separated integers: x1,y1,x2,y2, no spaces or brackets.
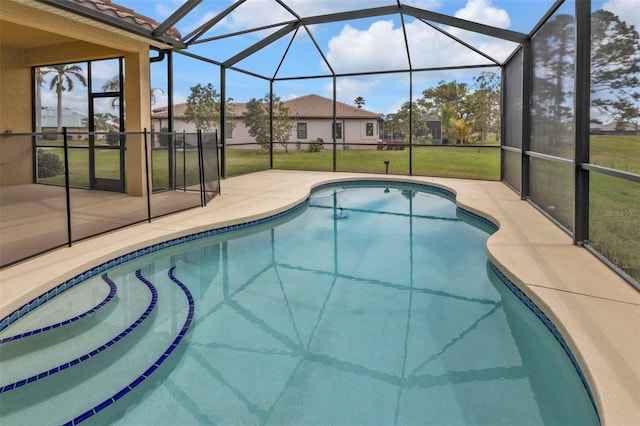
0,46,33,185
155,117,381,150
1,0,154,191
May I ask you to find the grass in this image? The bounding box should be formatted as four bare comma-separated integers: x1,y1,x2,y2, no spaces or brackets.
226,145,501,180
37,147,203,189
586,135,638,281
590,135,640,173
33,135,639,282
589,173,640,282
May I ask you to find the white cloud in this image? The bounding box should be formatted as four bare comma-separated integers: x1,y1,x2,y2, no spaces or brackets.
89,60,117,80
326,20,409,73
454,0,510,29
324,78,381,105
602,0,640,30
324,14,514,75
285,0,398,17
403,0,442,8
154,0,186,20
217,1,295,30
201,0,442,32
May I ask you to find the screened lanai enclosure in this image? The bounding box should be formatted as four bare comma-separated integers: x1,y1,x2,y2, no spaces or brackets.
1,0,639,287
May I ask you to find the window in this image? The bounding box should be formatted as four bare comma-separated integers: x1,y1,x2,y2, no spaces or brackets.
297,122,307,139
334,122,342,139
366,122,374,137
224,126,233,139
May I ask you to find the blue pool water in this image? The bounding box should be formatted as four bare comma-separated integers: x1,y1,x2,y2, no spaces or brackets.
0,182,599,425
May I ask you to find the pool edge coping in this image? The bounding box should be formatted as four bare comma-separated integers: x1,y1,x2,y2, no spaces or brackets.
1,171,637,424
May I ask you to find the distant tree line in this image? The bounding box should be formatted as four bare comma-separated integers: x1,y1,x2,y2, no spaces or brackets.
383,72,500,145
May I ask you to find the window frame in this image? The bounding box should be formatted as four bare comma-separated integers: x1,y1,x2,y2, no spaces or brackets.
297,122,307,139
334,122,342,139
366,122,374,137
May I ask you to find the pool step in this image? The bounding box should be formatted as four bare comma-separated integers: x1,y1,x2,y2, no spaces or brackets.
0,276,115,342
0,273,153,390
0,267,193,425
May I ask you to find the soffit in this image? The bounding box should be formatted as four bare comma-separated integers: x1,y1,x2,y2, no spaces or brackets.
0,21,74,50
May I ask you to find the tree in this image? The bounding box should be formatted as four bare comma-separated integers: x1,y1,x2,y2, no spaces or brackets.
591,9,640,126
102,75,164,108
419,80,472,144
440,104,458,143
34,68,46,134
94,113,118,132
382,113,403,141
244,96,269,149
530,13,575,153
450,117,472,144
389,102,412,143
272,95,294,152
243,93,293,152
184,83,235,134
420,80,470,120
102,76,121,109
467,72,501,141
41,64,87,132
354,96,366,108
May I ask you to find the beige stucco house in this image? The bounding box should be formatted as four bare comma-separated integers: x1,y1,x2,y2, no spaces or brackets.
152,94,384,149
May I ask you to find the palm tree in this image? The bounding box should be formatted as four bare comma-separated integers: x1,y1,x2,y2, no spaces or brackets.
102,76,121,109
450,117,472,144
103,75,164,109
41,64,87,132
354,96,365,108
34,68,45,133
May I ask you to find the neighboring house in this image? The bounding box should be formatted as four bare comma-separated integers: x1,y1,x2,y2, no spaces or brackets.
152,94,384,149
39,108,88,137
590,121,639,136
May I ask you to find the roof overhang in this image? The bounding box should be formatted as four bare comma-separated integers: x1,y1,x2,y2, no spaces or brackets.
34,0,186,49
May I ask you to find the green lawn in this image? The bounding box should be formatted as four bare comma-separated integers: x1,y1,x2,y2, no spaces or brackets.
589,172,640,282
225,145,501,180
37,147,203,189
590,135,640,173
586,135,639,281
34,136,639,282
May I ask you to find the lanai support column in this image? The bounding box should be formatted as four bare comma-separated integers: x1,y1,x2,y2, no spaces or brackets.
124,51,152,196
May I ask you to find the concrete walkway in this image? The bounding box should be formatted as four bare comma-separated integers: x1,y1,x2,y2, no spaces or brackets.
1,170,638,424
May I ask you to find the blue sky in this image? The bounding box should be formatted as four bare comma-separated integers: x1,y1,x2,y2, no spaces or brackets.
43,0,640,118
131,0,553,113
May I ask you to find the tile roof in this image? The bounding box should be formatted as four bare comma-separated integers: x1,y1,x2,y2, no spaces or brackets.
71,0,181,39
152,94,382,120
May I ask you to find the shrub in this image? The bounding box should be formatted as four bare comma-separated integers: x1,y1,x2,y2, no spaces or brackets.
37,149,64,178
106,131,120,147
158,127,171,148
309,137,324,152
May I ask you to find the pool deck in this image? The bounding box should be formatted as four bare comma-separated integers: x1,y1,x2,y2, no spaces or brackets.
1,170,638,424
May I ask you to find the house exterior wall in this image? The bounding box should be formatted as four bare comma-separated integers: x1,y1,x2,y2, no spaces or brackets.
1,0,154,193
0,46,32,185
154,116,382,149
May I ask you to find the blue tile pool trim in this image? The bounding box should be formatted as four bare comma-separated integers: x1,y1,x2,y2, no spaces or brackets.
0,262,123,332
488,262,599,419
65,266,195,426
0,276,117,344
0,274,157,394
312,179,458,202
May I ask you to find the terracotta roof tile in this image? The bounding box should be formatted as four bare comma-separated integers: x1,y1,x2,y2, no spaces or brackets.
71,0,181,39
285,94,381,119
152,94,382,120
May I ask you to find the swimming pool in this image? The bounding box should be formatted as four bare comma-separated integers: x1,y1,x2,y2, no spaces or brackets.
0,181,599,425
